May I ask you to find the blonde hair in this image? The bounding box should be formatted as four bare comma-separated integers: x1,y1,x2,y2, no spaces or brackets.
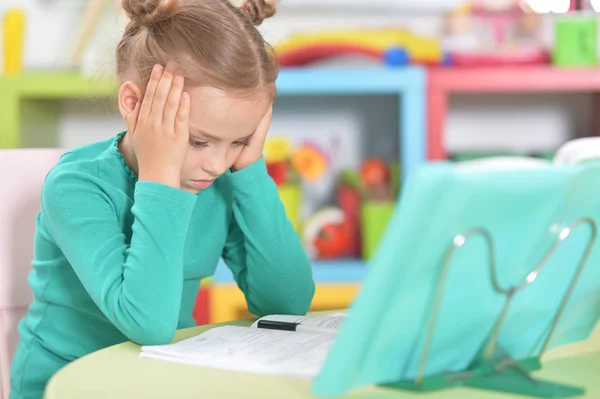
117,0,278,98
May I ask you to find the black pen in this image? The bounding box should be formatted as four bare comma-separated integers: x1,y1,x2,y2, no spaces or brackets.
256,319,330,334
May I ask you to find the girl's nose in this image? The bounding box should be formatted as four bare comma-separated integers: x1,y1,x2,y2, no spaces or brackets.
202,155,228,178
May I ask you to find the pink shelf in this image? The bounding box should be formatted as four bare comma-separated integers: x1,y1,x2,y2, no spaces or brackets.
427,66,600,160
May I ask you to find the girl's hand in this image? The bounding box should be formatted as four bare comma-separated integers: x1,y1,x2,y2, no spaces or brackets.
232,105,273,172
126,63,190,189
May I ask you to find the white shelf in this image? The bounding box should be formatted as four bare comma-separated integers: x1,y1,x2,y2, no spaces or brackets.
277,0,462,12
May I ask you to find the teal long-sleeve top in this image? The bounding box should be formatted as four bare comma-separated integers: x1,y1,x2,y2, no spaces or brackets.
9,131,315,399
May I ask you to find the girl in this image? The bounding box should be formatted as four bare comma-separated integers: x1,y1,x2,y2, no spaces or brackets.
9,0,315,397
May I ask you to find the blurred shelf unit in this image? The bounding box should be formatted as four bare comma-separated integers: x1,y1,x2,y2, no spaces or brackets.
0,72,119,149
427,66,600,161
0,67,426,180
277,0,462,12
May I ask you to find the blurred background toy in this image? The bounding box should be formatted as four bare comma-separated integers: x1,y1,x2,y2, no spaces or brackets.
336,171,362,259
292,143,328,182
298,156,398,261
274,28,446,67
357,158,395,260
360,158,393,201
443,0,548,66
553,13,598,67
264,136,330,233
2,7,25,76
302,207,353,260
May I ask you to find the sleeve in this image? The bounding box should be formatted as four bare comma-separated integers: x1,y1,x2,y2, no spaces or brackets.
41,170,198,345
221,157,315,317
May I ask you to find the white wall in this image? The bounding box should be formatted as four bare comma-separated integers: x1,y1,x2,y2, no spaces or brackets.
2,0,598,154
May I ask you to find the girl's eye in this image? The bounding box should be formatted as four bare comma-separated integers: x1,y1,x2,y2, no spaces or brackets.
233,139,250,148
190,140,208,148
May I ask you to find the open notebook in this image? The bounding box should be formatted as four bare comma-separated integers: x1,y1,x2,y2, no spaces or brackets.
138,313,346,379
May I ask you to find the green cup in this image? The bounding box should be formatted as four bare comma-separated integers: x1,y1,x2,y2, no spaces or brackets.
553,16,598,67
360,201,395,260
278,183,302,233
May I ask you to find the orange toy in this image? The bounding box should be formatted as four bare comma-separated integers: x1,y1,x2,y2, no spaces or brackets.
360,158,389,188
292,143,328,182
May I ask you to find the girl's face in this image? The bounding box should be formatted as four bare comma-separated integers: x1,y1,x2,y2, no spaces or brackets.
180,86,271,194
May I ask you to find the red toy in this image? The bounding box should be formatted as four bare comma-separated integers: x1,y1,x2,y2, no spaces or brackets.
302,207,353,260
312,222,352,259
337,172,362,258
266,161,288,186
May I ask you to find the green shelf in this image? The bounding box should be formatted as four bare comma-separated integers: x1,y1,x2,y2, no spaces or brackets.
0,71,118,98
0,71,118,148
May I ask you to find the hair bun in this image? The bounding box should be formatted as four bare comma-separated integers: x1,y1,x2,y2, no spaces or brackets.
240,0,276,26
122,0,181,27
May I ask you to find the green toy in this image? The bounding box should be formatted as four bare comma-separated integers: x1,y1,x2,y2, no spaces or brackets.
360,201,395,260
553,16,598,67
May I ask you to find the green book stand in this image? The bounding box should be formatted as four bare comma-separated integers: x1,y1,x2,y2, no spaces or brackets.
381,220,595,398
312,158,600,398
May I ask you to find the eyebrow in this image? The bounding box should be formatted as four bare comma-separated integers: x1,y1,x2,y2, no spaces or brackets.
190,128,220,141
190,128,256,142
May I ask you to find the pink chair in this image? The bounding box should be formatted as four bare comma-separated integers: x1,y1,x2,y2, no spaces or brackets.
0,149,63,399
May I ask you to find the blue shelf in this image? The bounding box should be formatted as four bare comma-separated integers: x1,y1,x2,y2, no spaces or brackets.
275,66,426,183
276,67,426,95
212,258,368,284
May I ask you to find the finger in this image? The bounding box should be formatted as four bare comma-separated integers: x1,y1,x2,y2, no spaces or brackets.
175,92,191,137
149,64,175,123
163,74,184,130
139,64,163,119
255,104,273,137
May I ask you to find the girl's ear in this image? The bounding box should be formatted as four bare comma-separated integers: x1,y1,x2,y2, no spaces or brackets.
118,81,143,132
